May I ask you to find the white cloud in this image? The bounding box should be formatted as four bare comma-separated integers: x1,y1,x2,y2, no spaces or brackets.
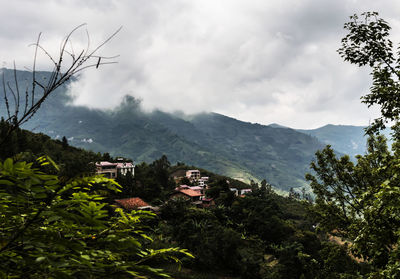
0,0,399,128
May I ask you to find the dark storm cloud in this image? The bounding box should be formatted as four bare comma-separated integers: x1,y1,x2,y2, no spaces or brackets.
0,0,399,128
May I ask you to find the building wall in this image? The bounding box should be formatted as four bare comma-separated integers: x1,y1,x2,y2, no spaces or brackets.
186,170,201,181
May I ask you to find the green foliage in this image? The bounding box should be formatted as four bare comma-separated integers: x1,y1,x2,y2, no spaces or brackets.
0,157,192,278
117,156,176,203
205,178,235,206
338,12,400,133
159,189,362,278
306,134,398,276
306,12,400,277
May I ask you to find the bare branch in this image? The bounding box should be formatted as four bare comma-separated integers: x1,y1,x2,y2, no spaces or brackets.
13,62,20,120
32,33,41,107
0,24,121,146
2,73,11,120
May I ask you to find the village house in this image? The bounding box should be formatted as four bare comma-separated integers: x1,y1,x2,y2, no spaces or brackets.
189,186,205,195
171,185,216,208
175,185,205,195
170,188,204,206
96,161,118,179
116,161,135,176
96,160,135,178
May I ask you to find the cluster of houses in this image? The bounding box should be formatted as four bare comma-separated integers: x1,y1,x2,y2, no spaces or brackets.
170,170,215,208
170,169,253,208
95,161,252,212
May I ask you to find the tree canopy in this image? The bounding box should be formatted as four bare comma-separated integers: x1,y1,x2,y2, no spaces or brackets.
338,12,400,133
0,156,192,278
308,12,400,278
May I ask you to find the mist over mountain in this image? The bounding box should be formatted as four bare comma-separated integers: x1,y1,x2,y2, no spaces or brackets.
0,68,379,191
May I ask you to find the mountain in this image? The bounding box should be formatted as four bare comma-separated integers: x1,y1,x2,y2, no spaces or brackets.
1,69,328,191
298,125,366,158
298,124,392,158
149,111,324,189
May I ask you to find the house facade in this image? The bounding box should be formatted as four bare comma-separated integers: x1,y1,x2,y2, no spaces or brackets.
116,162,135,176
96,160,135,178
96,161,118,178
186,170,201,181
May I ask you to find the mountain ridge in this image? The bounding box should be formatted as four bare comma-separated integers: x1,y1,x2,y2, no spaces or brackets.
0,68,373,191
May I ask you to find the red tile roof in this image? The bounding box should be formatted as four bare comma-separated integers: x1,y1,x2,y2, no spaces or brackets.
179,189,203,197
115,197,150,210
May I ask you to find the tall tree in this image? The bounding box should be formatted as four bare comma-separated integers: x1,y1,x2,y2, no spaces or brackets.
308,12,400,277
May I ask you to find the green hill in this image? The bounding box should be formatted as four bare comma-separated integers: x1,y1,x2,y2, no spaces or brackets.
1,68,329,191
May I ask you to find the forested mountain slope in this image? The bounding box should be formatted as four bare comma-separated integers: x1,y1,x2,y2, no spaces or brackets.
2,68,328,190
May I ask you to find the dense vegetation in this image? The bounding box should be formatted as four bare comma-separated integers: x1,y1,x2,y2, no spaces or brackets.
0,121,194,278
305,12,400,278
0,119,366,278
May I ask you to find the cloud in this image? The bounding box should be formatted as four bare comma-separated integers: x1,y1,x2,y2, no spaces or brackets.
0,0,399,128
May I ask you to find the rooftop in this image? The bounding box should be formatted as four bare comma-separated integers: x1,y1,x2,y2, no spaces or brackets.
116,162,134,168
178,189,203,197
115,197,150,210
96,161,117,167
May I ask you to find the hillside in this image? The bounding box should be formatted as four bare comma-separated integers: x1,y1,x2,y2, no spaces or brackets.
150,111,325,189
1,68,328,191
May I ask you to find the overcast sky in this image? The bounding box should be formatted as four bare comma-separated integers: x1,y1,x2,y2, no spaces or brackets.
1,0,400,129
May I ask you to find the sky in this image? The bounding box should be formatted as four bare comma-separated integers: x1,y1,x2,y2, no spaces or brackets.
1,0,400,129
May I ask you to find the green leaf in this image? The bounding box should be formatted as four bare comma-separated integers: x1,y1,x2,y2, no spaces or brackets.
36,256,46,263
3,158,13,172
0,179,14,186
81,255,91,261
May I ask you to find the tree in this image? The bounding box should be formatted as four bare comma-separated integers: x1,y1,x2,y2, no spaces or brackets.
62,136,69,149
0,156,192,278
307,12,400,277
150,155,174,191
260,178,273,195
